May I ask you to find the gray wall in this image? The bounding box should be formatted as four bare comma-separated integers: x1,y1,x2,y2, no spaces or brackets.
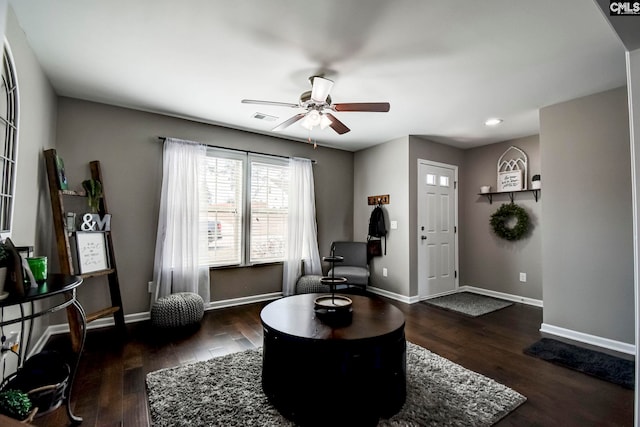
459,135,542,300
540,86,634,344
354,137,410,297
626,46,640,419
5,5,58,354
54,98,354,316
408,136,465,297
353,135,465,299
6,6,57,253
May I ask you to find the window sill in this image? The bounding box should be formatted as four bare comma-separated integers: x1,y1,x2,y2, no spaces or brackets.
209,261,284,271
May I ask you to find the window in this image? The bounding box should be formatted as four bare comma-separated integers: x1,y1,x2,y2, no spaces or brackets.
201,152,244,266
426,174,436,186
0,43,18,237
200,149,289,267
249,159,288,263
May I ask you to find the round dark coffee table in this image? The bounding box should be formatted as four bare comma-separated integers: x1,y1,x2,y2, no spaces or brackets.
261,293,406,426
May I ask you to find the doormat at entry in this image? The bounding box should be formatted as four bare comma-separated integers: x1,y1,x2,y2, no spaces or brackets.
422,292,513,317
524,337,634,389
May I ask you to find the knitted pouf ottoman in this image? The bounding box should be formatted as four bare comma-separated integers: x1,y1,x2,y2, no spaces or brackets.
151,292,204,329
295,275,331,294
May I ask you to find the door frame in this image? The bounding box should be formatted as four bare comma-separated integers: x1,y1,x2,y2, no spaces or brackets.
417,159,460,300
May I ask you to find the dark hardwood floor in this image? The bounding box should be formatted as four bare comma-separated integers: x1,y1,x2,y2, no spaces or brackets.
36,295,633,426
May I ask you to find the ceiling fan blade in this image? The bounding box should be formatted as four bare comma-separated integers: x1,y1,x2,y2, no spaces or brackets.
333,102,390,112
272,113,307,131
242,99,300,108
325,113,351,135
310,77,334,103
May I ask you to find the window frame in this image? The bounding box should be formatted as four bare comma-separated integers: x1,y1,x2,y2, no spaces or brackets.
0,40,19,240
245,154,289,265
203,148,289,268
201,148,246,267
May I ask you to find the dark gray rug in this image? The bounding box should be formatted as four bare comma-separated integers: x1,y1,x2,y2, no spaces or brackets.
423,292,513,317
524,337,634,389
146,342,526,426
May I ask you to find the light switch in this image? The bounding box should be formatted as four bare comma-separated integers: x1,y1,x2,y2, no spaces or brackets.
390,220,398,230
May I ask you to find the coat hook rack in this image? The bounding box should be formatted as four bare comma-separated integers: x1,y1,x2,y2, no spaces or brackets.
368,194,390,205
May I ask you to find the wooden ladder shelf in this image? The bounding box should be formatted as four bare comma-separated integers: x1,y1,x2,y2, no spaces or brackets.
44,149,125,348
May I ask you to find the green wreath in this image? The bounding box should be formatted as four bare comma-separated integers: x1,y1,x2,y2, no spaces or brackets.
490,203,529,241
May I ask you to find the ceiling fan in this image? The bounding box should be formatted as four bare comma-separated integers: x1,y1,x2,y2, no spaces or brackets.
241,76,390,135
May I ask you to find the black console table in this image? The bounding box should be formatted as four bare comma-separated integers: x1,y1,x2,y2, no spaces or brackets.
0,274,86,424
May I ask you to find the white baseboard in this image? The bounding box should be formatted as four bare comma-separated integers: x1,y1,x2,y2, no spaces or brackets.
206,292,282,310
540,323,635,355
30,311,152,355
458,285,544,307
31,292,284,354
417,289,459,301
34,289,633,357
367,286,420,304
395,286,543,307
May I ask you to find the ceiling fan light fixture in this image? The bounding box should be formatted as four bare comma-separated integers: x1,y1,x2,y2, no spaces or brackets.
310,77,334,103
300,118,313,130
300,110,332,131
320,114,332,130
300,110,318,130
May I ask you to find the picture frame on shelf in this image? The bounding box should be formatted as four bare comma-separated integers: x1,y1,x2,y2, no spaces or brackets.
498,170,523,192
3,238,25,297
75,231,109,274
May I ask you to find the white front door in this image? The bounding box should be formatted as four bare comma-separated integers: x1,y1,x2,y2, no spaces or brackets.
418,160,458,299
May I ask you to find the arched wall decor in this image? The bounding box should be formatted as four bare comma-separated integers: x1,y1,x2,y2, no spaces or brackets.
497,146,528,191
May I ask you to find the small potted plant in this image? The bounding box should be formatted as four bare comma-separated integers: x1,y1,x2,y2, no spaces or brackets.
0,389,34,421
82,178,103,213
531,174,541,189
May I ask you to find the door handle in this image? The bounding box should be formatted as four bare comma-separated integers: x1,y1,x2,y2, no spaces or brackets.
421,235,427,240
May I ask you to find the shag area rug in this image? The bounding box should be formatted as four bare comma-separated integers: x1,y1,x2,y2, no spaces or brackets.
524,337,634,389
423,292,513,317
146,342,526,426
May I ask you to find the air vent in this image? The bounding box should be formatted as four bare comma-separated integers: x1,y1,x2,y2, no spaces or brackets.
252,112,278,122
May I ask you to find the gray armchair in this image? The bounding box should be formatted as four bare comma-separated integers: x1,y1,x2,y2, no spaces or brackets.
327,241,369,289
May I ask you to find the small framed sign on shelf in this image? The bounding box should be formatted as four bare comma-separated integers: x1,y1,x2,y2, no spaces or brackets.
75,231,110,274
498,170,523,192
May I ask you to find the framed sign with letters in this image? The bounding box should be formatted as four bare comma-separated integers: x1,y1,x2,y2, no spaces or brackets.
75,231,110,274
498,170,523,192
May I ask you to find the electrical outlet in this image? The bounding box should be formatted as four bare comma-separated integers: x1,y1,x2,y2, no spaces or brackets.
383,268,388,277
519,272,527,283
148,281,154,293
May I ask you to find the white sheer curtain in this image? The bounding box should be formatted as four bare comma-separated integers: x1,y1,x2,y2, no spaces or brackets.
152,138,210,303
282,158,321,296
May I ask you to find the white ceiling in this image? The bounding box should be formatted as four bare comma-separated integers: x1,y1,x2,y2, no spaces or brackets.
8,0,628,151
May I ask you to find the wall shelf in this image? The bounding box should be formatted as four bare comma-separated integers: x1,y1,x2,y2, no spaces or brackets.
478,189,540,204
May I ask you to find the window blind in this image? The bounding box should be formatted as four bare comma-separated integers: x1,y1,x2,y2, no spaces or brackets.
249,160,289,263
200,154,244,266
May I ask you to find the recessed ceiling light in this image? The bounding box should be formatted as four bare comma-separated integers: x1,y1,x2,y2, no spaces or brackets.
485,118,503,126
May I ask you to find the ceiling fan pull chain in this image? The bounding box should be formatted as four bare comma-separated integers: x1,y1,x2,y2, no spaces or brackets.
306,132,317,149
